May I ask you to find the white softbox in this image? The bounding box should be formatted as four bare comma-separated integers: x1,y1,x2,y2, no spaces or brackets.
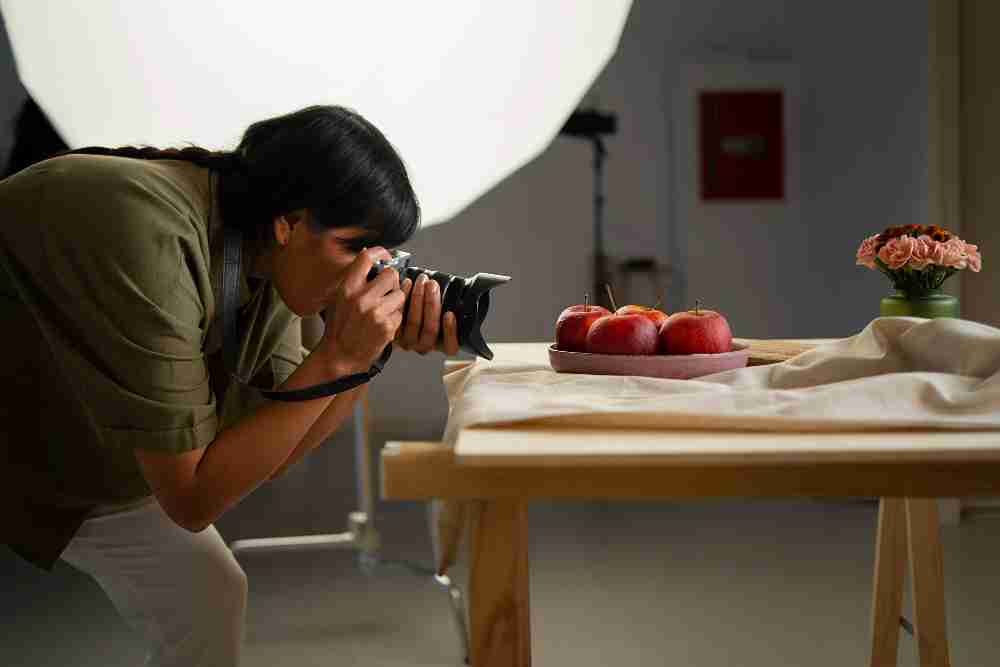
0,1,632,226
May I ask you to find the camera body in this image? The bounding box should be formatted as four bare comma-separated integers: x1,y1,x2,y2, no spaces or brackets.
366,250,414,282
367,250,510,360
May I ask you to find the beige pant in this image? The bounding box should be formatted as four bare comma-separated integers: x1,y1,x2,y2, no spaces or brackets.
60,497,247,666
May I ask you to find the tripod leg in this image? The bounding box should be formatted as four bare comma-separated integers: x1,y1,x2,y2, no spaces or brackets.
428,501,472,662
354,396,374,525
359,398,471,661
434,573,471,664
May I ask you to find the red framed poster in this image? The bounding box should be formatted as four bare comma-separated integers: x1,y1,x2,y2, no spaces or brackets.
699,90,784,201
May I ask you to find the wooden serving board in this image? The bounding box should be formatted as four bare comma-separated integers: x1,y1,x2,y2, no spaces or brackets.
444,339,835,376
733,338,824,366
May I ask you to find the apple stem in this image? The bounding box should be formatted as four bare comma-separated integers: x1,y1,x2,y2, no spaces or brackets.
585,293,590,310
653,294,663,311
604,284,618,312
695,299,701,315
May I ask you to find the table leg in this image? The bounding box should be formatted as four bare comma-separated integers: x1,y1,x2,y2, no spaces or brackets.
467,500,531,667
905,498,951,667
869,498,907,667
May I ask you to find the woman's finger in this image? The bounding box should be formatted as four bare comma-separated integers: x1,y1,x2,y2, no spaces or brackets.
342,246,390,295
442,311,460,356
416,279,442,352
379,284,407,319
402,274,428,346
394,278,413,345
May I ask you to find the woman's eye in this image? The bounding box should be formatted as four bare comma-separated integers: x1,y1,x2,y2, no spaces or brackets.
331,238,359,253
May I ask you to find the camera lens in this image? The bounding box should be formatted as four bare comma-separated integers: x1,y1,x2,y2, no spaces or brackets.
363,252,509,359
394,266,510,360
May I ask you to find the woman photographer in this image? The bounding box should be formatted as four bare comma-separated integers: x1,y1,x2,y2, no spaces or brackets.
0,104,458,666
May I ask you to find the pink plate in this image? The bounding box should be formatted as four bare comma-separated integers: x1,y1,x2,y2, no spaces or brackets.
548,342,750,379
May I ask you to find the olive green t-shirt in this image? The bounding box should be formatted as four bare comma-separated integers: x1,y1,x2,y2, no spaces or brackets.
0,155,306,569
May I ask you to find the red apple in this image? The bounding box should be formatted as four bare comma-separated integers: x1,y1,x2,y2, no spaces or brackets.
615,304,669,329
586,313,659,355
658,304,732,355
556,303,611,352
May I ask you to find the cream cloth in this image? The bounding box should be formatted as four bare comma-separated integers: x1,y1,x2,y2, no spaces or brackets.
444,317,1000,436
431,317,1000,573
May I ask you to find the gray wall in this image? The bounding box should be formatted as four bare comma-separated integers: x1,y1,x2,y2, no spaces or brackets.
2,1,931,448
367,0,930,447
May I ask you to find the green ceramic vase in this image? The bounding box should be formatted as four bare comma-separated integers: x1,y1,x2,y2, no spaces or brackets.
879,290,960,319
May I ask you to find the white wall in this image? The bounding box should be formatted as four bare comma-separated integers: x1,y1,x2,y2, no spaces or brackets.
672,62,804,337
366,0,930,445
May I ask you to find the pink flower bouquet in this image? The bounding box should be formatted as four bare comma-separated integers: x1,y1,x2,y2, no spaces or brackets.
856,224,982,295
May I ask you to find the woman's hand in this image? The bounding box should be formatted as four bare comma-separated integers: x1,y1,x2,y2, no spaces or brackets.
315,246,406,376
394,273,460,356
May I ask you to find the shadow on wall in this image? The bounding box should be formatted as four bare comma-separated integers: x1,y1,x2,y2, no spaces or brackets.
1,10,68,177
3,97,67,178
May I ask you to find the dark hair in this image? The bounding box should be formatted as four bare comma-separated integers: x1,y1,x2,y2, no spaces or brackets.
59,105,421,252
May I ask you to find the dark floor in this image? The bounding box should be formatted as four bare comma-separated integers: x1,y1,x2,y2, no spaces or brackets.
3,424,999,667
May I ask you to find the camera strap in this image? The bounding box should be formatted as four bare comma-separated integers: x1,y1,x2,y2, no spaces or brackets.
221,223,391,402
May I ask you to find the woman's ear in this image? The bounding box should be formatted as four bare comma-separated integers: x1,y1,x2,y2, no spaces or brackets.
272,218,291,246
273,209,309,246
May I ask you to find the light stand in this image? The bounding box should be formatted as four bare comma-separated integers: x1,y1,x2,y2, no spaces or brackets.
229,399,470,662
559,109,618,309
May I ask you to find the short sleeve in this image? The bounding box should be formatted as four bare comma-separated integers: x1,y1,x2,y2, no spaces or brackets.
269,318,308,387
34,167,218,453
213,318,307,431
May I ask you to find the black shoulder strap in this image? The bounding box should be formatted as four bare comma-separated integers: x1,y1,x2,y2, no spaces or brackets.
221,223,390,402
221,223,244,381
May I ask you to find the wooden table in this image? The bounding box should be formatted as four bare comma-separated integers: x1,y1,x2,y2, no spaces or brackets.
380,342,1000,667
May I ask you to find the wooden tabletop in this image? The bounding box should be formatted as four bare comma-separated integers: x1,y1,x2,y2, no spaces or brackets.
452,427,1000,466
382,440,1000,500
382,340,1000,501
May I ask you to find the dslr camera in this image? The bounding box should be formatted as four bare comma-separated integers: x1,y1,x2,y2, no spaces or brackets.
366,251,511,360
